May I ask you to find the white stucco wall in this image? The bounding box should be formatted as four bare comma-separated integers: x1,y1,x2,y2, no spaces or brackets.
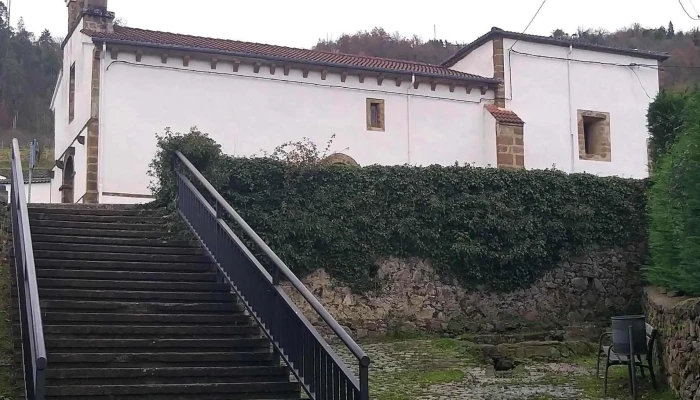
502,39,658,178
98,53,494,201
51,22,96,203
54,29,94,154
4,182,54,204
451,41,495,79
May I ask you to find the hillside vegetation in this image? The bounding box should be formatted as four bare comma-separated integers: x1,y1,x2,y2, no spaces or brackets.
314,24,698,90
0,0,61,147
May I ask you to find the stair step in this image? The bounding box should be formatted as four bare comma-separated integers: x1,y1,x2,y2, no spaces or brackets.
30,220,166,231
29,213,164,223
42,312,250,325
42,325,260,339
46,366,291,385
33,242,203,255
31,235,199,247
38,289,235,302
35,298,235,313
36,270,218,283
36,279,230,292
28,205,147,216
36,300,239,314
45,382,300,398
46,351,277,367
32,250,209,263
45,338,270,351
34,260,213,273
31,226,168,238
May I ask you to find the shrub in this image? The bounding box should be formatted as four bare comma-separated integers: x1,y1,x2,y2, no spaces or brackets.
151,130,648,292
647,98,700,296
646,87,700,165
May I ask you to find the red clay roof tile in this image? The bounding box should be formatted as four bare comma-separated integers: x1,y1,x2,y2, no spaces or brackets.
485,104,525,126
84,26,497,83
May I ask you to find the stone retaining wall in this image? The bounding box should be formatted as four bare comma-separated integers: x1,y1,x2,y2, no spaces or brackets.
644,287,700,400
284,244,645,339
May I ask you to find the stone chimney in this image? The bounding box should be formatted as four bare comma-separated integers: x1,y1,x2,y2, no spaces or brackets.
66,0,115,34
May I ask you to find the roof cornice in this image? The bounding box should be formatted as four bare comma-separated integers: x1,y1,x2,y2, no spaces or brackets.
93,37,500,90
443,27,670,67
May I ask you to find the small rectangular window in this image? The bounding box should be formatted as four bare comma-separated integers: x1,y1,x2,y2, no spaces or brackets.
366,98,385,131
69,63,76,123
578,110,611,162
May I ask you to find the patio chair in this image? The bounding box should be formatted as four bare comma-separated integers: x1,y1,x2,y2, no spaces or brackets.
596,321,658,397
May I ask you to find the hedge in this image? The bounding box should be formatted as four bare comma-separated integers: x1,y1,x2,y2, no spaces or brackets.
647,95,700,296
150,129,648,292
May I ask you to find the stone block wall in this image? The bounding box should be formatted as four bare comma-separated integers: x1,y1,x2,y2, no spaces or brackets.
644,287,700,400
284,244,645,340
496,124,525,169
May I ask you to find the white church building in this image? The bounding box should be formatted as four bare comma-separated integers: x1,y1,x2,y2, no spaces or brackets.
41,0,667,204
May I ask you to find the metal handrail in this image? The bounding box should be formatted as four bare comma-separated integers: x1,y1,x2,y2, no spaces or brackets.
174,150,370,399
10,138,47,400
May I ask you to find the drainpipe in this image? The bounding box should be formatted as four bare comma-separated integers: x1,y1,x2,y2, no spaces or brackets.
407,74,414,164
567,44,575,173
98,41,106,200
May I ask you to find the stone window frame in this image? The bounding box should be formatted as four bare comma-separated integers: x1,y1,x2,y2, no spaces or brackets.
69,62,76,123
578,110,611,162
366,98,385,132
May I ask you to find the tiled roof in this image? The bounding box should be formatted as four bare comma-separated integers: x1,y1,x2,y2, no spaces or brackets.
486,105,524,126
0,169,52,185
83,26,497,83
443,27,670,67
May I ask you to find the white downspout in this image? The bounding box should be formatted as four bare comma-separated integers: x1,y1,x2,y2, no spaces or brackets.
98,41,106,201
407,74,414,164
567,44,575,173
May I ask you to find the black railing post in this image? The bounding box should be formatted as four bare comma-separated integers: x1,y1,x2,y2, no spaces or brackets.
360,360,370,400
272,267,281,286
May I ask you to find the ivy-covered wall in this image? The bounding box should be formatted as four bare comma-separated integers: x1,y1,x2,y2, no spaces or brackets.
151,130,648,292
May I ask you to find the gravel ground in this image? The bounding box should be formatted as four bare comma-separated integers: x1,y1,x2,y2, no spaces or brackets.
331,338,673,400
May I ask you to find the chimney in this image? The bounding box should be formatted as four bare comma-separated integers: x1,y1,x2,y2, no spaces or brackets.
66,0,115,34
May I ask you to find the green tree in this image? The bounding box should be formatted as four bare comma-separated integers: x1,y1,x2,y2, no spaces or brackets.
646,88,696,164
647,98,700,295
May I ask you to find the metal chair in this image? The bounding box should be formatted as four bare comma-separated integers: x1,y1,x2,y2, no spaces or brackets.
596,320,658,398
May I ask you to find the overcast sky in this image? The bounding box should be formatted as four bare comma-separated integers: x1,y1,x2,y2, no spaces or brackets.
8,0,700,48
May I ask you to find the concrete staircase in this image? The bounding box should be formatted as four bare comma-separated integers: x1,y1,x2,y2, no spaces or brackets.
11,204,302,399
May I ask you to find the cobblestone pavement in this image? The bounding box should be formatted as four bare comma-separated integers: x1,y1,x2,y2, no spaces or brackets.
331,338,671,400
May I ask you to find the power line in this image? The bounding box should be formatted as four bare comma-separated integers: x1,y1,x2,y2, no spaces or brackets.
511,0,550,50
678,0,700,20
510,48,700,70
629,67,652,99
691,0,700,16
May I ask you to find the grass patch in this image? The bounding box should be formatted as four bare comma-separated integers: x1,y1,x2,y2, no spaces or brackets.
0,146,54,171
0,206,17,397
417,369,465,386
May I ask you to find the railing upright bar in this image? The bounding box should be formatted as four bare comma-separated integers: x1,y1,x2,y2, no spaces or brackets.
10,138,47,400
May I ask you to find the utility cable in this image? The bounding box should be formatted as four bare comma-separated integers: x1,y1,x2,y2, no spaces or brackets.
629,67,652,99
678,0,700,20
691,0,700,16
510,0,550,50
